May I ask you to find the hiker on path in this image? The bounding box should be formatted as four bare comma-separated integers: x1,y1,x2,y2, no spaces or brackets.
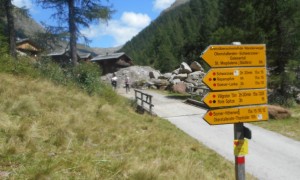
125,75,130,93
111,73,118,90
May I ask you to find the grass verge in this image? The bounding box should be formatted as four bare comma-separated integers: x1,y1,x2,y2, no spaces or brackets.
0,73,256,179
253,105,300,141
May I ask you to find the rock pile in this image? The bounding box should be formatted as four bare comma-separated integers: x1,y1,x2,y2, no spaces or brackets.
101,61,207,94
134,61,207,94
101,62,296,120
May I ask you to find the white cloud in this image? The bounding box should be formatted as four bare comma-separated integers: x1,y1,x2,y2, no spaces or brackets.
121,12,151,28
12,0,33,9
81,12,151,47
153,0,175,11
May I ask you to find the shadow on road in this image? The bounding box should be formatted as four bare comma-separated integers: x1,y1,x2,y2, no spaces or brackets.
165,95,190,100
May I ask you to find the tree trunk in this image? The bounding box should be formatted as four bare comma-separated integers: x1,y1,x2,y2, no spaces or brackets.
68,0,78,66
5,0,16,58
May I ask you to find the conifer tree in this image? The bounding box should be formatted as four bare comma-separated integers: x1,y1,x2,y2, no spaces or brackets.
37,0,113,66
1,0,16,57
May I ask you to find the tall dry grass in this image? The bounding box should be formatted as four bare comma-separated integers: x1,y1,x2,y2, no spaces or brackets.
0,73,256,179
0,52,260,180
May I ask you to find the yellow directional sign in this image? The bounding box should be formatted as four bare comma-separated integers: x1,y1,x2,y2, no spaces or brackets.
203,105,269,125
202,67,267,91
234,139,248,156
201,44,266,67
203,89,267,108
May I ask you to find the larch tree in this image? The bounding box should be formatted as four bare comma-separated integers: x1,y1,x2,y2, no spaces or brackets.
36,0,114,66
1,0,16,58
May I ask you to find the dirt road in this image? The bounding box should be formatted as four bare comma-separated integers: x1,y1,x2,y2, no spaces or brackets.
118,88,300,180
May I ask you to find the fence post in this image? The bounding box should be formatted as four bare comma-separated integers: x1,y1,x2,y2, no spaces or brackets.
141,94,144,107
149,96,152,114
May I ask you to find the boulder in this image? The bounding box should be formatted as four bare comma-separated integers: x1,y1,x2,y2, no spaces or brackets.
190,61,204,72
188,71,201,79
150,85,157,89
149,71,161,79
159,86,168,91
268,105,292,119
159,73,172,79
151,79,170,87
170,78,181,85
187,71,205,81
172,68,180,75
172,82,187,94
195,88,209,97
101,66,158,86
179,62,192,74
185,83,194,92
173,73,188,80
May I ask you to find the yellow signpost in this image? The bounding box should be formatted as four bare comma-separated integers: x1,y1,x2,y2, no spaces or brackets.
203,89,267,108
201,44,266,67
201,43,268,180
202,67,267,90
203,105,269,125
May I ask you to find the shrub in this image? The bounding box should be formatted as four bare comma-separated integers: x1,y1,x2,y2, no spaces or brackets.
71,63,102,94
0,55,121,104
0,54,16,73
0,54,39,78
38,57,67,85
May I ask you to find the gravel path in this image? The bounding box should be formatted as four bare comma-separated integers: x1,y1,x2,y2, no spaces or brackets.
118,88,300,180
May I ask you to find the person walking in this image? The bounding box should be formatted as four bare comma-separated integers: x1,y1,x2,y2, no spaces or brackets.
111,73,118,90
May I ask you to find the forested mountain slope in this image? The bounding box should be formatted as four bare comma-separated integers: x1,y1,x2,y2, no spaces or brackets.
120,0,300,74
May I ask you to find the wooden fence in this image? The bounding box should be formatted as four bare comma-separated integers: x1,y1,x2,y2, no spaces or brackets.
134,89,154,114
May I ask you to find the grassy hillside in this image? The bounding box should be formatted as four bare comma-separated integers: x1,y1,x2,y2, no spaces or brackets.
0,56,258,179
0,73,240,179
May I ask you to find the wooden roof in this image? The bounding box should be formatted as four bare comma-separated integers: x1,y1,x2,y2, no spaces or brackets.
91,52,132,62
16,38,40,52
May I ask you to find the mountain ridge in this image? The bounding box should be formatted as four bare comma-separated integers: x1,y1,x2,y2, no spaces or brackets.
161,0,190,14
11,7,121,54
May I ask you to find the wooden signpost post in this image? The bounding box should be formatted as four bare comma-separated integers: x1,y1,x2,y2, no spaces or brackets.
200,43,268,180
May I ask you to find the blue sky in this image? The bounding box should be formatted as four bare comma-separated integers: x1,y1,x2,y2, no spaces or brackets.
12,0,176,48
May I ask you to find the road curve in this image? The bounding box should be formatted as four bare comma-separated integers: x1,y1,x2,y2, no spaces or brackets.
118,88,300,180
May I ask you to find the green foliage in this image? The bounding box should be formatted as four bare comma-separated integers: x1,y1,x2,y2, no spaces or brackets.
0,55,120,104
0,54,39,77
0,19,8,54
121,0,300,72
71,62,102,94
36,0,114,65
0,54,15,73
38,58,67,84
120,0,300,103
0,35,8,54
268,60,299,107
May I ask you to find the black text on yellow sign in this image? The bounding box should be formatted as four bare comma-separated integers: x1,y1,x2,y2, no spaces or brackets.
203,105,269,125
202,67,267,91
201,44,266,68
203,89,267,108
